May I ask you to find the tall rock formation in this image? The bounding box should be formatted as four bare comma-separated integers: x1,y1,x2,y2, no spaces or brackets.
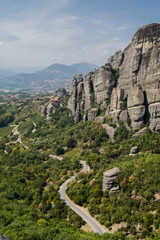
68,65,116,122
68,23,160,131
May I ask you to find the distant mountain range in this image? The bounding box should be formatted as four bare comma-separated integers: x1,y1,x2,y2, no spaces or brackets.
0,62,99,93
0,68,16,78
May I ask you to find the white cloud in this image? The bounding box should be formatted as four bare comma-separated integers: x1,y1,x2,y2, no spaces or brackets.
117,26,127,31
0,0,129,68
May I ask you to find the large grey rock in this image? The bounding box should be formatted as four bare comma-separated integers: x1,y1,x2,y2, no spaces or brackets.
68,74,84,115
109,88,124,123
127,85,144,108
102,124,116,142
46,99,60,118
132,127,147,139
128,106,146,129
118,23,160,92
127,85,145,129
103,167,121,193
109,186,120,197
84,72,94,111
119,110,129,128
129,146,139,156
92,64,115,104
52,88,67,99
145,89,160,105
95,116,105,124
149,103,160,131
108,50,123,69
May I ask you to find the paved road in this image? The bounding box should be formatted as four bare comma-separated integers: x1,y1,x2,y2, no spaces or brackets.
59,161,106,235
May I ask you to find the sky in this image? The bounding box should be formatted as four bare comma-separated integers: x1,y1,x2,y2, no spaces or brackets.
0,0,160,71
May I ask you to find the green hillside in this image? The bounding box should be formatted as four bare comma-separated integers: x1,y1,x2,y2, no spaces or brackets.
0,92,160,240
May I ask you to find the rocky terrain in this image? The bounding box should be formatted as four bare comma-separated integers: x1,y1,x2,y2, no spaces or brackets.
68,23,160,132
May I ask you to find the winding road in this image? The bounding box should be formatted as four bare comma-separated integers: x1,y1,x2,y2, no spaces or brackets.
59,161,106,235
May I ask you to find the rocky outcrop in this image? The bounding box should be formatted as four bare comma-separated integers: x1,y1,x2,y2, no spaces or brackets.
129,146,139,156
118,23,160,91
102,167,121,196
95,116,105,124
108,50,123,69
68,65,115,122
41,98,60,119
102,124,116,142
119,110,129,129
52,88,67,100
109,88,124,123
132,127,147,139
68,23,160,131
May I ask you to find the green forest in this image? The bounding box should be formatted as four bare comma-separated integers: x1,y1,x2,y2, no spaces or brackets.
0,92,160,240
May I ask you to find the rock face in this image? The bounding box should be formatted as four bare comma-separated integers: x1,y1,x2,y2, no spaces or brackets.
102,167,121,196
68,65,115,122
68,23,160,131
108,50,123,69
132,127,147,139
52,88,67,100
41,98,60,119
41,106,47,116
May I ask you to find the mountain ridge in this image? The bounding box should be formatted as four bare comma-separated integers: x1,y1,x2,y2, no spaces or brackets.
0,62,99,92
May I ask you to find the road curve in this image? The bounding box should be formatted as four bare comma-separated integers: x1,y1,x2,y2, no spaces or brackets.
59,161,106,235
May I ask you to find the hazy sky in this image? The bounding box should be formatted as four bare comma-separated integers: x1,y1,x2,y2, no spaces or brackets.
0,0,160,70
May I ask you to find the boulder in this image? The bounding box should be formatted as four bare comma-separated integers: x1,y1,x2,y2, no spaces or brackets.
52,88,67,99
109,186,120,197
132,127,147,139
102,167,121,192
129,146,139,155
95,116,105,124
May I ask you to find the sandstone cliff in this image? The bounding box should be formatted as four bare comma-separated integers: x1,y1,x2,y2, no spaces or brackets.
68,23,160,131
